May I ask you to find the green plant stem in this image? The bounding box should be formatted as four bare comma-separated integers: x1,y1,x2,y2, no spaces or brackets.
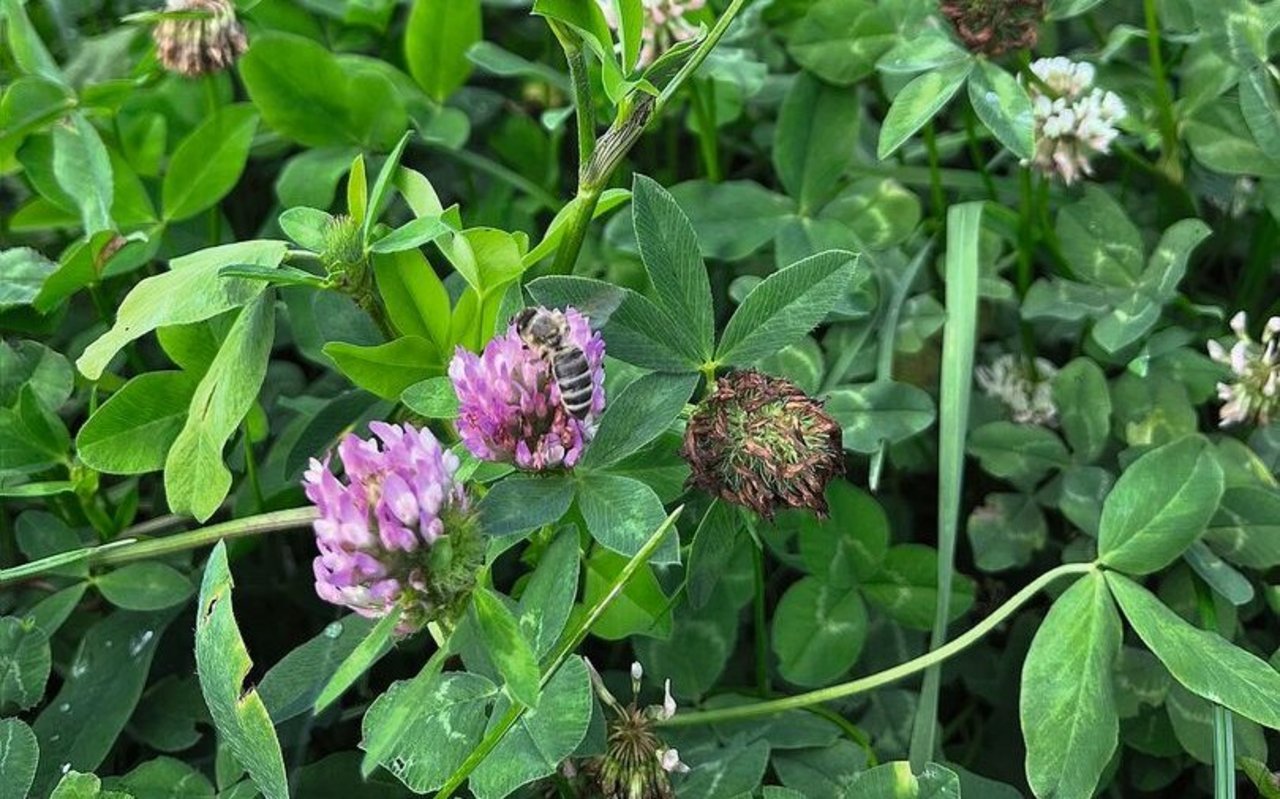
548,184,603,276
818,321,877,394
1015,170,1039,360
1142,0,1181,184
284,248,322,263
433,507,684,799
962,108,997,200
660,562,1096,727
689,80,722,182
78,492,117,540
751,538,770,696
805,705,877,765
1195,577,1237,799
548,19,595,182
545,0,750,276
922,122,946,229
0,507,318,588
654,0,749,119
242,428,265,514
354,287,398,342
866,241,933,490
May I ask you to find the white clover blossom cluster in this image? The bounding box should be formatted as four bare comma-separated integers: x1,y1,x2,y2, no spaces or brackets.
598,0,706,67
1024,57,1127,184
976,354,1060,426
1208,311,1280,427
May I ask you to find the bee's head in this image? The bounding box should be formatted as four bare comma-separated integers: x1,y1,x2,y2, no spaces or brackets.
513,307,538,337
513,307,563,347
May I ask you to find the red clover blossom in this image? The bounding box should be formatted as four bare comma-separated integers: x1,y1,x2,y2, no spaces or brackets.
448,307,605,470
303,422,480,632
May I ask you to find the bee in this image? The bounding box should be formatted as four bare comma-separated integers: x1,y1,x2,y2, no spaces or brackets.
514,307,595,420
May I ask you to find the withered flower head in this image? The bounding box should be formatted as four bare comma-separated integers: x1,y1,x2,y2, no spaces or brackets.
153,0,247,78
940,0,1045,56
583,661,688,799
681,370,843,519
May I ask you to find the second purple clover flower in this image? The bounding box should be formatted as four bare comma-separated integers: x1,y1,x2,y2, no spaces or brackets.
449,306,606,470
303,422,482,633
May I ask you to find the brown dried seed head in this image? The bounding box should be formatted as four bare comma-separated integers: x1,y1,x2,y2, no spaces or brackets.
939,0,1045,56
681,370,843,519
153,0,247,77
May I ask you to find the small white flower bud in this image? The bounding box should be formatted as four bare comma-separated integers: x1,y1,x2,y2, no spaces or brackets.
658,748,690,774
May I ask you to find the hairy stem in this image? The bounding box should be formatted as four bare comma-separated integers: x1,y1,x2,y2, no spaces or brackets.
549,20,595,183
654,0,749,118
548,184,603,276
659,562,1096,727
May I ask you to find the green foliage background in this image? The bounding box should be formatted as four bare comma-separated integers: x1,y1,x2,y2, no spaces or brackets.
1,0,1279,797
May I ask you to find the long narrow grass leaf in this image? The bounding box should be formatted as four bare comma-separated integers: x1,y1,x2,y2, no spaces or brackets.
908,202,983,770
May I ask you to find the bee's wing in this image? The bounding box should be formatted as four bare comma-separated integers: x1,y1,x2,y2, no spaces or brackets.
577,291,623,330
530,278,625,331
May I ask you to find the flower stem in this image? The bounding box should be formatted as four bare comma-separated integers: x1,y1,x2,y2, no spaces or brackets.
689,80,722,182
1142,0,1182,183
654,0,748,119
0,507,318,588
922,122,946,229
659,562,1095,727
549,19,596,183
549,183,603,276
750,534,770,696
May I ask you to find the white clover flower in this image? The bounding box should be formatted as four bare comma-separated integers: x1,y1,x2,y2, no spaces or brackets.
582,660,690,797
598,0,706,67
1207,311,1280,427
658,748,690,774
660,679,677,721
976,354,1060,427
1023,57,1126,184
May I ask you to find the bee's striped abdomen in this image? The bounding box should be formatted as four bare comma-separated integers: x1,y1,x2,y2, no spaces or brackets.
552,347,593,419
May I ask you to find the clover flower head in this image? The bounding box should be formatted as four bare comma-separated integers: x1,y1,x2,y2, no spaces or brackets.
583,660,690,798
975,354,1059,426
449,306,605,470
303,422,480,632
1024,57,1126,184
1207,311,1280,427
940,0,1045,56
682,370,843,519
598,0,706,67
153,0,247,77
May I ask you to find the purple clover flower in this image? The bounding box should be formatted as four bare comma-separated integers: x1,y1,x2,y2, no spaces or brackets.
449,307,605,470
303,422,472,630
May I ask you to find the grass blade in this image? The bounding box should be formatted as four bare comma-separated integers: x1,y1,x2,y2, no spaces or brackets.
908,202,983,770
1213,705,1236,799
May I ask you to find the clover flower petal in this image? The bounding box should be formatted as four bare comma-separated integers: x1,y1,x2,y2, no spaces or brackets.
449,307,605,470
153,0,247,77
1023,57,1126,184
303,423,479,632
1208,312,1280,426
